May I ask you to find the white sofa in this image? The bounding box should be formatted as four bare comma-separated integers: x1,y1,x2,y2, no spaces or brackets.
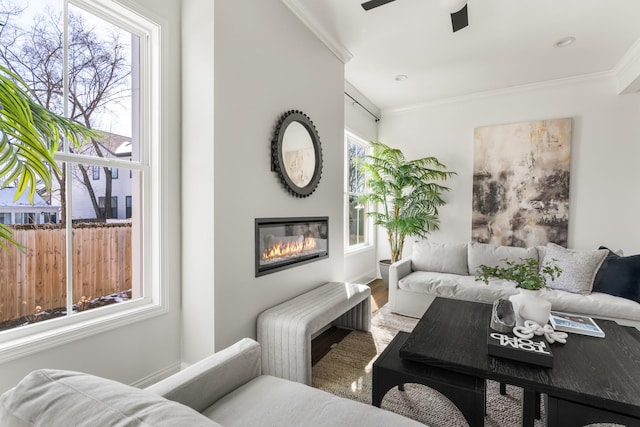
0,338,424,427
389,241,640,329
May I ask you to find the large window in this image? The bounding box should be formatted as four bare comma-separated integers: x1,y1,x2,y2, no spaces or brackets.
0,0,162,356
345,132,370,248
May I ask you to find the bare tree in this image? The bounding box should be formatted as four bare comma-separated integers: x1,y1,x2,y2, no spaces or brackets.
0,5,131,221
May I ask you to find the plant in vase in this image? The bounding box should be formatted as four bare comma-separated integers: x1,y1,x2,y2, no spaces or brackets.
475,257,562,326
359,142,455,286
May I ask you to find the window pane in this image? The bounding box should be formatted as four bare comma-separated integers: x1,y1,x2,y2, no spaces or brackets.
67,4,139,161
69,163,142,315
0,187,67,332
0,1,64,117
348,139,366,194
348,195,366,246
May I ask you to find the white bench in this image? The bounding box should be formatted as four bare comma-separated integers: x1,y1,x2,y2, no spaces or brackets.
257,282,371,385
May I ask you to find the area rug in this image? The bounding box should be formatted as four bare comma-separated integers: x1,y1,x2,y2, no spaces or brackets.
313,305,551,427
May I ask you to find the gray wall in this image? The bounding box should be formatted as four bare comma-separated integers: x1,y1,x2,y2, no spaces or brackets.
378,76,640,260
183,0,345,356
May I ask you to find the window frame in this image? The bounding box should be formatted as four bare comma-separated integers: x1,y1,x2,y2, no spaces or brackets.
0,0,167,363
344,131,372,252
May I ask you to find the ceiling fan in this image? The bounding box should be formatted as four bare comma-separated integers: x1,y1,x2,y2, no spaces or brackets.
361,0,469,33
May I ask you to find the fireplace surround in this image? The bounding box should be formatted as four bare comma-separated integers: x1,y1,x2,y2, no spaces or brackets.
255,217,328,276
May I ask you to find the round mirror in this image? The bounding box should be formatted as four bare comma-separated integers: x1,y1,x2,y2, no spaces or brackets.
282,121,314,188
271,110,323,197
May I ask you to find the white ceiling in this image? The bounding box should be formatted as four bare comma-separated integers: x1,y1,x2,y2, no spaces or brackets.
286,0,640,112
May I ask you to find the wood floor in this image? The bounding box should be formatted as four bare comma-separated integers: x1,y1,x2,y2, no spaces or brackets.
311,280,388,366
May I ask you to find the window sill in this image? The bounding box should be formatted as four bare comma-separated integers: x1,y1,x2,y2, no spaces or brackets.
345,243,375,256
0,300,167,364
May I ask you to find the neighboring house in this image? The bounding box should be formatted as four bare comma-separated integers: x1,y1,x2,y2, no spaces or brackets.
51,132,135,221
0,188,59,225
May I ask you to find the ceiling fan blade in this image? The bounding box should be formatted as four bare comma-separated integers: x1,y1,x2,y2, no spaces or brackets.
450,4,468,32
361,0,396,11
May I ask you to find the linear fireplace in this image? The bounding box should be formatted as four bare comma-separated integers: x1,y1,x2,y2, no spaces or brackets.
255,217,329,277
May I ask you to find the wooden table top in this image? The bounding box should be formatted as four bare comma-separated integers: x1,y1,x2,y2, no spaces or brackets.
399,297,640,417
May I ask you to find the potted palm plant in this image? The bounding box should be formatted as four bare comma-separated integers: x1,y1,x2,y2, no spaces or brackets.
360,141,455,286
0,64,96,250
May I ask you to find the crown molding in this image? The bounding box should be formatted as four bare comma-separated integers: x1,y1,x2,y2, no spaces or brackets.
383,71,615,116
613,38,640,94
282,0,353,64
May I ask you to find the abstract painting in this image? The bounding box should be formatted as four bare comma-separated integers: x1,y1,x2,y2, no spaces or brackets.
472,118,571,247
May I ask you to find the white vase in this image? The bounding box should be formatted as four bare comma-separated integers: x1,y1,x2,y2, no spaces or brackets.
509,288,551,326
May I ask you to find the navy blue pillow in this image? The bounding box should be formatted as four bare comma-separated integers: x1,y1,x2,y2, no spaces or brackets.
593,247,640,304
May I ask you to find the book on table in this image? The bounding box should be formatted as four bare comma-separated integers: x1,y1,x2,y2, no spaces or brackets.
549,311,605,338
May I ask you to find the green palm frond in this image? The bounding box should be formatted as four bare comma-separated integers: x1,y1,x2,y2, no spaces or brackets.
0,64,99,251
0,223,24,252
360,141,456,263
0,64,98,201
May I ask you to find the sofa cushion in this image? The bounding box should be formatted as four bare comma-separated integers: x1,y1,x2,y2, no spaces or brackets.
542,243,608,295
592,251,640,304
411,240,468,275
0,369,219,427
398,271,519,304
202,374,424,427
467,242,538,275
539,287,640,322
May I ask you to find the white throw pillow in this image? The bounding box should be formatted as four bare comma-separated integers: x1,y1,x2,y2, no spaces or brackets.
467,242,538,275
543,243,608,295
411,240,468,275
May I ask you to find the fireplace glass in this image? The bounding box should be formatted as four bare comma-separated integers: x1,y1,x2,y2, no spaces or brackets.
255,217,328,276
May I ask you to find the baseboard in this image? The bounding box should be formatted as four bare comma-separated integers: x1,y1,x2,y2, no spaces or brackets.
129,361,182,388
346,273,378,285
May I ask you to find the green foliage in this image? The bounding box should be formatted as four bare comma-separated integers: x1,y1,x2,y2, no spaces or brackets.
0,64,98,250
1,64,97,199
359,141,456,263
475,257,562,290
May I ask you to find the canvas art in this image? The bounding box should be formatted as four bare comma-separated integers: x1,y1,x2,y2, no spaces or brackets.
472,118,571,247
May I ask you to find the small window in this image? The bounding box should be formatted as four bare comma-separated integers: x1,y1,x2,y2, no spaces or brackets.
98,196,118,219
0,213,11,224
92,166,100,180
125,196,132,219
43,213,57,224
345,132,370,248
112,168,119,179
15,213,36,224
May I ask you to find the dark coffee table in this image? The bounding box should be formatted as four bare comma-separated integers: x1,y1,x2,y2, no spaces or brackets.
373,297,640,427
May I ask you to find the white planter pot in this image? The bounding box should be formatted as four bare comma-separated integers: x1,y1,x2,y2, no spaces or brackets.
509,288,551,326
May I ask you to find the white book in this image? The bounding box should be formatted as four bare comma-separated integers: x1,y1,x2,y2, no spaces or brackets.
549,311,605,338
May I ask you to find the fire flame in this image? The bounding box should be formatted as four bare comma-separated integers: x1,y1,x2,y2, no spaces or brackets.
263,237,317,260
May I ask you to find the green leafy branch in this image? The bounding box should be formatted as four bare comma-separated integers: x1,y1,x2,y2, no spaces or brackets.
475,257,562,291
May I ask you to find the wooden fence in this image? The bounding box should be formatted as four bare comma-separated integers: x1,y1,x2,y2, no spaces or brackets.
0,223,131,323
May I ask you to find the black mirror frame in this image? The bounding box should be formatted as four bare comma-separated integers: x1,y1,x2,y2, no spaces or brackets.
271,110,323,198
